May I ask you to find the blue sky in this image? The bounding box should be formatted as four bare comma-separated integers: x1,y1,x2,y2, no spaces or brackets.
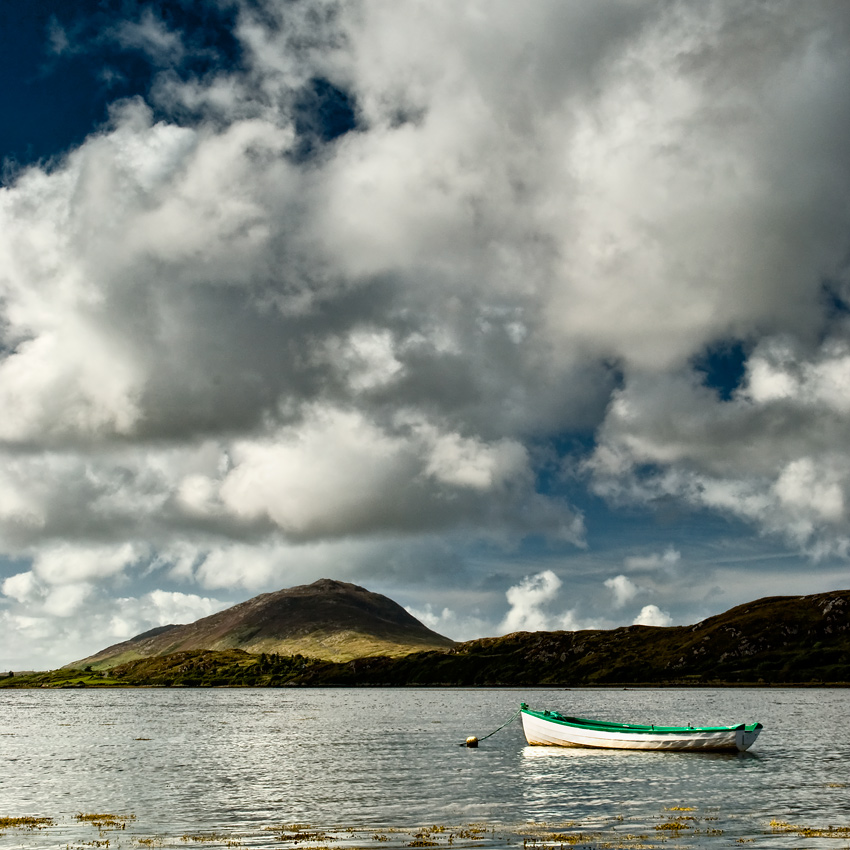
2,1,849,670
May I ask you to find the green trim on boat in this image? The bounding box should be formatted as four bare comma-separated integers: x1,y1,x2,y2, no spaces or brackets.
519,704,762,735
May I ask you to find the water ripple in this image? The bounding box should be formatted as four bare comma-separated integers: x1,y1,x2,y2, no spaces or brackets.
1,687,847,848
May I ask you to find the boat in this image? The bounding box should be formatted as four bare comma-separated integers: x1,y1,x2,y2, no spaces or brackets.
519,704,762,752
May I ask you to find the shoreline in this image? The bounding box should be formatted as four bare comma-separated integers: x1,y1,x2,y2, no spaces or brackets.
4,811,847,850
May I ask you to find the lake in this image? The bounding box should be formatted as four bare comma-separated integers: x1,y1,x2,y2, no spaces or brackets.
1,687,848,849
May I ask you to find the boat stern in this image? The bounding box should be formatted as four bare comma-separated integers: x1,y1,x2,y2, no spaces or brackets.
735,722,763,752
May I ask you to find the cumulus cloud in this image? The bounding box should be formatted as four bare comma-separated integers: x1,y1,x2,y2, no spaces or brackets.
633,605,673,628
404,603,490,643
0,580,225,671
604,575,639,608
558,608,610,632
500,570,563,633
107,589,223,640
2,571,42,605
33,543,146,586
3,0,850,667
587,341,850,558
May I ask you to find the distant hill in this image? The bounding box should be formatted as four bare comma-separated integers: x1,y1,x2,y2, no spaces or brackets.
69,579,454,669
292,588,849,687
39,587,850,688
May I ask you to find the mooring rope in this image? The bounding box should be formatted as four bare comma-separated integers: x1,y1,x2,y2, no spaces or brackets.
459,706,523,747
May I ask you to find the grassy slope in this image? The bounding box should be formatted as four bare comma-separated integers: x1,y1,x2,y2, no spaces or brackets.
227,631,455,662
0,669,130,688
76,632,450,672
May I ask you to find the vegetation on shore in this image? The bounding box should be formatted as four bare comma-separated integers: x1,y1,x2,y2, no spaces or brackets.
4,590,849,688
4,809,850,848
0,650,318,689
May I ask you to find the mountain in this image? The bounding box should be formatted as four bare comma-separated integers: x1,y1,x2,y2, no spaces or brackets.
49,587,850,688
289,588,848,686
69,579,454,669
253,588,849,687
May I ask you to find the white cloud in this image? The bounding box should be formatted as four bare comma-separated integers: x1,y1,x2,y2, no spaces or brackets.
586,343,850,557
774,458,845,525
107,8,185,67
633,604,673,628
404,603,489,643
105,589,223,641
604,575,639,608
421,428,529,492
146,589,221,624
2,571,42,604
33,543,146,585
334,329,404,392
500,570,562,633
4,1,845,556
624,547,681,573
558,608,609,632
218,409,412,536
43,582,92,618
0,581,226,671
194,544,283,591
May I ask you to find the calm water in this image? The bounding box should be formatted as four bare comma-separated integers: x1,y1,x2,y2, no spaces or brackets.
1,687,848,849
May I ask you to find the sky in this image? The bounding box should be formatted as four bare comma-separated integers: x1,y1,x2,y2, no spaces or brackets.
2,0,850,671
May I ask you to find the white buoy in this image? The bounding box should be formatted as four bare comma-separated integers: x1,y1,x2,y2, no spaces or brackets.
465,736,479,748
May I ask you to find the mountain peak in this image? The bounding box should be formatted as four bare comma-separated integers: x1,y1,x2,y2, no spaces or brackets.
70,579,454,669
308,578,350,589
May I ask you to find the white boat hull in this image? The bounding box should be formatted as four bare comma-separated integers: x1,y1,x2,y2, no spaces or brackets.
520,710,761,752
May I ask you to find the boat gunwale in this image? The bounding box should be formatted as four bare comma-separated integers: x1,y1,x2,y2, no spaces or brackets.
520,706,762,736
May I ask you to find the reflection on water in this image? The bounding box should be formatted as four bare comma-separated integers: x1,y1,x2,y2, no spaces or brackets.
0,687,848,849
520,742,760,760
